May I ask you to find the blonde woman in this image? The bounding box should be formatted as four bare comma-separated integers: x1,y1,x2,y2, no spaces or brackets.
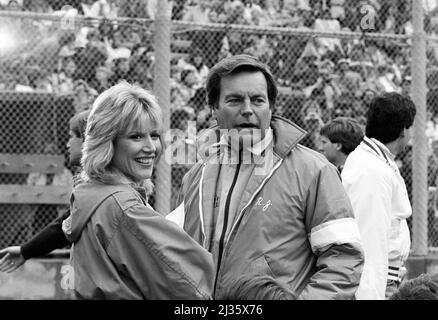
63,82,214,299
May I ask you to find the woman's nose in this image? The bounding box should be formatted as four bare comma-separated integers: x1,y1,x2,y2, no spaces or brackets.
142,136,156,152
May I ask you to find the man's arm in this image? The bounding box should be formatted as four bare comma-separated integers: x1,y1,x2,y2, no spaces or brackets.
0,209,71,273
299,164,364,300
21,209,71,259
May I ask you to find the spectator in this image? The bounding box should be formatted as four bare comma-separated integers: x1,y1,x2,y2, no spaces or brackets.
0,111,89,274
342,92,416,300
177,47,209,86
182,0,210,24
335,58,362,95
81,0,118,18
318,117,364,173
300,97,325,150
313,9,342,56
51,57,76,93
128,51,153,90
112,26,141,51
171,68,200,111
332,95,355,119
25,64,53,92
376,64,401,93
107,47,132,85
74,39,108,84
72,79,98,113
118,0,151,18
89,65,113,93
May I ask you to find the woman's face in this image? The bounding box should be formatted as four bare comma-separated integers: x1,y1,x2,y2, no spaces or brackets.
112,115,162,183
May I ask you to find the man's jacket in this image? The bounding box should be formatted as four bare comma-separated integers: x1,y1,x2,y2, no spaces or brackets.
176,115,364,299
342,137,412,300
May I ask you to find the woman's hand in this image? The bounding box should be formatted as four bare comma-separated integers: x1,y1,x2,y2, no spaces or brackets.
0,246,25,273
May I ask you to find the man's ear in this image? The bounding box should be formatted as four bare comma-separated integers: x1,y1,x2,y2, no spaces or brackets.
334,142,342,151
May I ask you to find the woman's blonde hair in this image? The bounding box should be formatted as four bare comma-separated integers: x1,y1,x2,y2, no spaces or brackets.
81,82,163,190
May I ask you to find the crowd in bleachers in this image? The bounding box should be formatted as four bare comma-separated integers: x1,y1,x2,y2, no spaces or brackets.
3,1,438,241
2,1,438,175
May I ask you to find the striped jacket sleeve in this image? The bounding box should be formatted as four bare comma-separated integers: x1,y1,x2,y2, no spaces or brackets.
299,163,364,300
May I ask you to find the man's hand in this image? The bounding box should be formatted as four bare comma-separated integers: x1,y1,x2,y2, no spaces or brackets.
0,246,25,273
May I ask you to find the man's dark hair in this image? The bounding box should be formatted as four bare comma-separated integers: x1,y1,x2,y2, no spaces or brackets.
320,117,364,155
70,110,90,140
365,92,416,143
389,273,438,300
206,54,278,110
220,274,297,300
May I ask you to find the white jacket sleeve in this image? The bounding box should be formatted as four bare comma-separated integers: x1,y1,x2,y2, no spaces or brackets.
342,167,392,300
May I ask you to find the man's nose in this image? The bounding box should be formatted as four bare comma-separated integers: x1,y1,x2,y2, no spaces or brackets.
241,99,254,116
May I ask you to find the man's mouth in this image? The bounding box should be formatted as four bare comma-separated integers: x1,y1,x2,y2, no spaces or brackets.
236,123,258,129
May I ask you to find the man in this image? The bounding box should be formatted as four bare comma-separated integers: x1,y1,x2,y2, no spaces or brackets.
0,111,89,272
173,55,364,299
341,92,416,300
318,117,364,173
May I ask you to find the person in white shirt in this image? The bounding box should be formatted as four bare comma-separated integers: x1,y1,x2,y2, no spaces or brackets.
318,117,364,173
341,92,417,300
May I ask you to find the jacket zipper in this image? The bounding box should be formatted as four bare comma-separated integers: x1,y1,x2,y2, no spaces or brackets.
214,148,242,293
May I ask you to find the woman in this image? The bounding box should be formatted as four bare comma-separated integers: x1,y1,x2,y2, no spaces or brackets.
63,82,214,299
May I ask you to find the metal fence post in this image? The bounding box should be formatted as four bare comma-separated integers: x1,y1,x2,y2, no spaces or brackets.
411,0,428,255
153,0,171,214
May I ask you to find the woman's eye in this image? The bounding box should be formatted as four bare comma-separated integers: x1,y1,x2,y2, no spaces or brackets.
151,133,161,140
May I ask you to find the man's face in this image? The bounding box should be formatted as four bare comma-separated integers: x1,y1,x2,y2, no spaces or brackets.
67,130,83,166
215,71,272,146
318,135,340,165
398,126,413,155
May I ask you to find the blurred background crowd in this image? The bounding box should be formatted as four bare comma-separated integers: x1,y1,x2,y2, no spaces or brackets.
0,0,438,195
2,0,438,227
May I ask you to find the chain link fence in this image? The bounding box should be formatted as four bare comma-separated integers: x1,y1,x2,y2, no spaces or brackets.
0,5,437,251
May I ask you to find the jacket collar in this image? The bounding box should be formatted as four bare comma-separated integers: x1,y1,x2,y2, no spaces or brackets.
270,115,308,158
